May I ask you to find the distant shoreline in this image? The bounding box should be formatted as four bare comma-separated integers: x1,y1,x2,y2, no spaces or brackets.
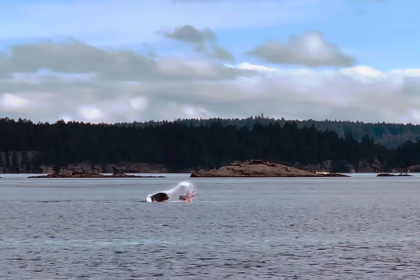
0,172,417,175
1,172,416,179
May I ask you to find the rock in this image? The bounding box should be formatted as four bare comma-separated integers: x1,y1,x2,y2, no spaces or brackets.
377,173,412,177
190,159,350,177
321,173,350,177
377,173,394,177
28,172,165,178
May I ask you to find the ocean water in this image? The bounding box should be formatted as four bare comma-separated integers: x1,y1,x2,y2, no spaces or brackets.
1,173,420,279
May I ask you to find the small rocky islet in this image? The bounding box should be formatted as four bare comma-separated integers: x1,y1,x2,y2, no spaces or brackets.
27,172,165,178
190,159,350,178
377,173,412,177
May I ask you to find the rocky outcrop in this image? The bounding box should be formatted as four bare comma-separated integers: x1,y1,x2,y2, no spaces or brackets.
190,159,349,177
377,173,412,177
28,172,165,178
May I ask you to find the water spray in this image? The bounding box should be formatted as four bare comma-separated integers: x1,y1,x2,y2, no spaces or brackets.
146,181,196,203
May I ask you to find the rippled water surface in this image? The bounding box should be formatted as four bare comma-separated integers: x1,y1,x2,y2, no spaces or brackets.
1,173,420,279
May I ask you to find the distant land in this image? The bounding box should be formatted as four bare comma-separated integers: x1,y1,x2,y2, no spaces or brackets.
1,116,420,175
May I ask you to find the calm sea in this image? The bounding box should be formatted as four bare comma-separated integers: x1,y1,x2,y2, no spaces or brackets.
1,173,420,279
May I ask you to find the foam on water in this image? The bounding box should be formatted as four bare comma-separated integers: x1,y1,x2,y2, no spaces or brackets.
146,181,196,203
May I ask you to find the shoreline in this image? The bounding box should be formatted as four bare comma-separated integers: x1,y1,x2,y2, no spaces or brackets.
0,172,417,178
0,171,417,174
26,173,166,179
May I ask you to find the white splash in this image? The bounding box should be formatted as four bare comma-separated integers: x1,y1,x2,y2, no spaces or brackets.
146,181,196,203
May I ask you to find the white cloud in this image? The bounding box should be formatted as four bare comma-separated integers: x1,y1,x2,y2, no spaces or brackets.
77,106,104,121
0,93,32,111
183,106,211,118
59,115,73,123
129,96,149,111
391,69,420,77
235,62,277,72
155,56,237,79
340,65,386,83
1,39,420,124
151,103,212,120
3,63,420,123
247,31,355,67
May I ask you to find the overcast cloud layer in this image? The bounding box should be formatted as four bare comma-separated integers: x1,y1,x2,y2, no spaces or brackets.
0,0,419,123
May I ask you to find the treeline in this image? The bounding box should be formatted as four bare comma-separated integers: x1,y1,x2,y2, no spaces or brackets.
117,115,420,148
1,117,420,172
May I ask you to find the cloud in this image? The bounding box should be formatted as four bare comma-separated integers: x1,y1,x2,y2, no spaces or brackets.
0,38,156,80
0,38,241,80
2,39,420,124
247,31,356,67
340,66,386,83
77,106,104,121
162,24,215,43
212,47,234,62
0,93,33,111
161,25,234,62
2,64,420,124
129,96,149,111
233,62,277,72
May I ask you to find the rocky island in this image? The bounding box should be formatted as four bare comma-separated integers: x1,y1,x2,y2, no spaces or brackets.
377,172,412,177
190,160,349,177
28,172,165,179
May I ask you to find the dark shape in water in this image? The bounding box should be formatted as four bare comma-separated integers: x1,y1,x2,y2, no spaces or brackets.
377,172,412,177
150,192,169,202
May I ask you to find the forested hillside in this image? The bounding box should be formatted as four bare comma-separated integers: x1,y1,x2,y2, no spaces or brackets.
117,115,420,148
1,117,420,173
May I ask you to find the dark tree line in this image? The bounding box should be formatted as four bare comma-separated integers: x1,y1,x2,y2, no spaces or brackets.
1,117,420,172
117,115,420,148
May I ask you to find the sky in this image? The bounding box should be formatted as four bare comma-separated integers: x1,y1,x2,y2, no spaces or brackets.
1,0,420,124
